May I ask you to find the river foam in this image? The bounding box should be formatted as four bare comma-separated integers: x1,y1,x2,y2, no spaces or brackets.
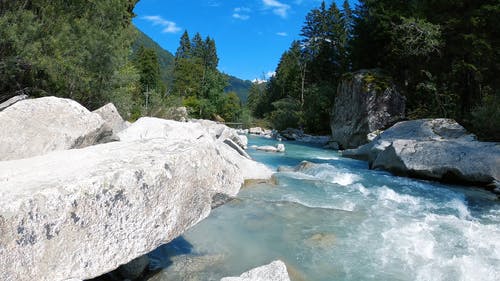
152,136,500,281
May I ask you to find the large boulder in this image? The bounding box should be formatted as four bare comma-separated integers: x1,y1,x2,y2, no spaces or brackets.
0,96,110,161
343,119,499,187
372,139,500,185
343,119,476,163
221,260,291,281
93,103,128,134
119,117,272,182
0,136,243,281
162,106,189,122
330,70,405,149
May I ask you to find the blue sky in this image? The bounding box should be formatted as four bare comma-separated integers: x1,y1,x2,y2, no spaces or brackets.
133,0,357,81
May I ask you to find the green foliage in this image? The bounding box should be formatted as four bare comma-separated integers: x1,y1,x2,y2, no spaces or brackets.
171,30,230,121
134,46,163,93
470,93,500,141
269,98,302,131
249,1,351,133
132,27,174,88
351,0,500,139
0,0,138,109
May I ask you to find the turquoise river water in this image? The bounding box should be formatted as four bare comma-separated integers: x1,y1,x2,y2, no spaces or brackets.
150,136,500,281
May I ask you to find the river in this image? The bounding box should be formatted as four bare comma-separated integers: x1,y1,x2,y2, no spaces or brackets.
150,135,500,281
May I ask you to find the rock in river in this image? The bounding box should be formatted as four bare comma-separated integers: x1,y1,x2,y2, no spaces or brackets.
220,260,291,281
343,119,499,187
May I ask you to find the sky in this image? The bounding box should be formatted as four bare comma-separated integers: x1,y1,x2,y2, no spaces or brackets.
133,0,357,81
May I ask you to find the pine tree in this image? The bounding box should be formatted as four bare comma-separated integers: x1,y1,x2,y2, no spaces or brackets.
175,30,191,60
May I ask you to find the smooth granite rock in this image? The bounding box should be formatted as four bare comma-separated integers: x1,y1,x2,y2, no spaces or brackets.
0,96,110,161
0,136,243,281
220,260,291,281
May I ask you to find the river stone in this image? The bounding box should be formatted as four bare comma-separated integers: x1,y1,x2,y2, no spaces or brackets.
93,103,128,134
0,94,28,111
343,119,499,186
330,70,405,149
343,119,477,163
220,260,291,281
372,139,500,185
0,96,110,161
0,136,243,281
249,127,264,135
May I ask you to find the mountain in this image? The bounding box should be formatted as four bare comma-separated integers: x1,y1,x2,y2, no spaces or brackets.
132,26,252,102
132,26,175,86
224,74,253,104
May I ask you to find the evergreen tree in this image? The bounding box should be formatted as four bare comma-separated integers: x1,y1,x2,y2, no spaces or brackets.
175,30,191,60
0,0,139,109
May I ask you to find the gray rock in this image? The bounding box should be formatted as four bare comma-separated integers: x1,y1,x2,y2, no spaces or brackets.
0,96,110,161
323,141,340,150
249,127,264,135
0,94,28,111
93,103,128,134
281,128,304,140
220,260,291,281
343,119,477,163
163,106,189,122
330,70,405,149
117,255,149,280
343,119,499,186
372,139,500,185
0,136,243,281
255,144,285,153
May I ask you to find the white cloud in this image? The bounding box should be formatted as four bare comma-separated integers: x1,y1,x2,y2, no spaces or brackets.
276,32,288,36
234,7,251,13
233,7,251,20
142,15,181,34
262,0,290,18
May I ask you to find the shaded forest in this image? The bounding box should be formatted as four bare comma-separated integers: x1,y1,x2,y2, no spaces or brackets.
248,0,499,140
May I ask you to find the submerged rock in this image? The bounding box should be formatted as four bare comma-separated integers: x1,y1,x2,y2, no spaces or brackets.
0,96,110,161
0,136,243,281
220,260,291,281
330,70,406,149
255,144,285,153
343,119,499,187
